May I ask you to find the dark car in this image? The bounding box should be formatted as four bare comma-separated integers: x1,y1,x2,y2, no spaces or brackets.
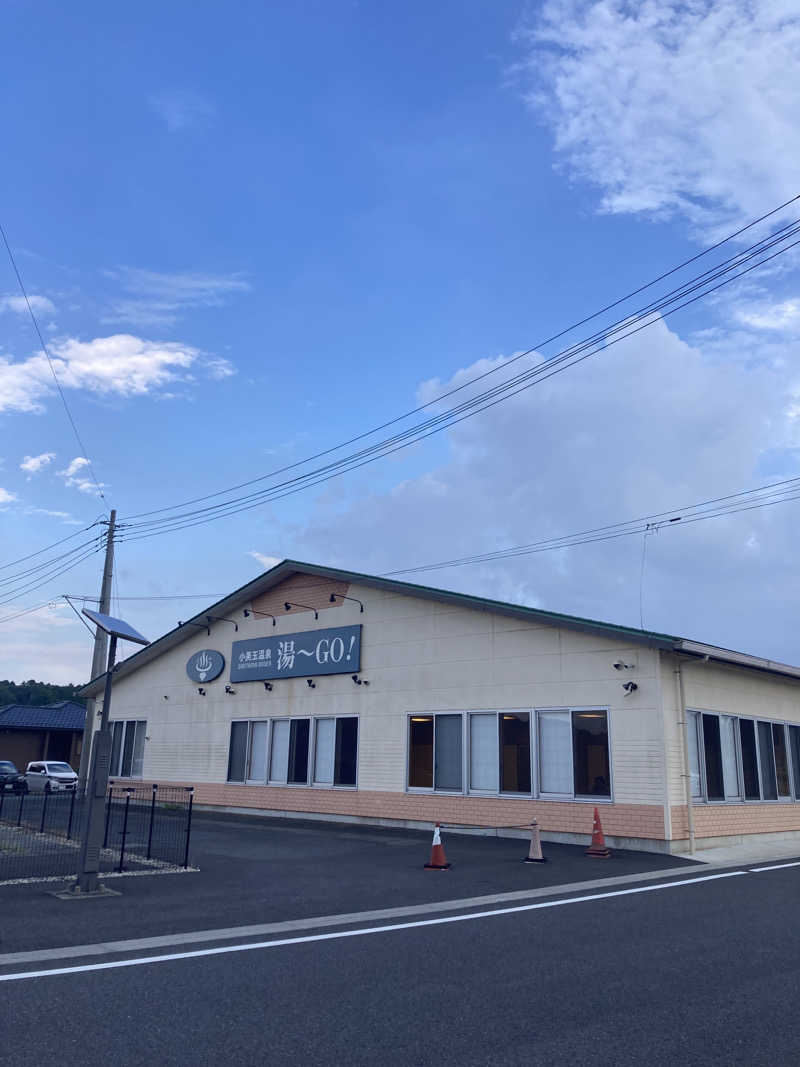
0,760,28,794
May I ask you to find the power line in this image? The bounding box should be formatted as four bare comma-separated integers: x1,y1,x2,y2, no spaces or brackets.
0,599,63,627
117,220,800,545
0,519,102,573
0,222,109,510
383,476,800,577
124,193,800,526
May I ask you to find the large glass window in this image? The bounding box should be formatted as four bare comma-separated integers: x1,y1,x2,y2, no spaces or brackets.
313,717,358,787
109,720,147,778
538,710,610,798
692,712,800,803
407,714,462,792
228,717,358,788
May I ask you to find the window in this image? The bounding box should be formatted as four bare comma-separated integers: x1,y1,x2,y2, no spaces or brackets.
434,715,462,792
773,724,791,798
758,721,778,800
690,712,800,803
109,721,146,777
313,718,358,787
407,714,462,792
687,712,702,798
269,719,310,785
538,709,610,798
228,717,358,788
739,719,760,799
789,726,800,800
408,717,433,788
469,714,499,793
501,713,531,793
227,722,249,782
287,719,310,784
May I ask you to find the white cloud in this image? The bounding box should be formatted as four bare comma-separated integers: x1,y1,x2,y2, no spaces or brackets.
277,316,800,662
20,451,56,474
57,456,106,496
0,488,16,505
59,457,89,478
519,1,800,235
0,293,55,315
24,507,82,525
0,334,210,414
103,267,251,327
149,90,216,131
736,299,800,332
249,551,281,570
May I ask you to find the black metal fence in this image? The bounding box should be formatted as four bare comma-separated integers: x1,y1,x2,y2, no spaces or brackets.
0,782,194,884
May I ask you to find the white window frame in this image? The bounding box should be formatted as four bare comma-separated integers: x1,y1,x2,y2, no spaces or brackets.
466,710,533,797
535,707,613,803
406,712,464,795
108,719,147,779
688,709,800,805
227,716,359,789
311,716,359,790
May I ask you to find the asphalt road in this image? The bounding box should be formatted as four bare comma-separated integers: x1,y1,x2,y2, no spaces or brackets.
2,860,799,1065
0,812,696,953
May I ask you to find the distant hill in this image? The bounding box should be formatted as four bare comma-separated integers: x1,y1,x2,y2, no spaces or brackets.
0,679,86,708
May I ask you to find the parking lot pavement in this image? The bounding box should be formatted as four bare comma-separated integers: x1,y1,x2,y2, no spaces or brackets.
0,812,699,954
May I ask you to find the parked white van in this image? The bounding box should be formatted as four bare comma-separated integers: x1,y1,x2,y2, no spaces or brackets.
25,761,78,792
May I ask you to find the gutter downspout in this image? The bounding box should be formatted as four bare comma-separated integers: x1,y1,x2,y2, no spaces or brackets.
675,657,696,854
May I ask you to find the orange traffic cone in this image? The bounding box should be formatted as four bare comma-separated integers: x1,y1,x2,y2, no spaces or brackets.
586,806,611,858
523,819,547,863
424,823,451,870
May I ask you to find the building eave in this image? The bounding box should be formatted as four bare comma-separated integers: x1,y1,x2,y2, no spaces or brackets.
77,559,800,695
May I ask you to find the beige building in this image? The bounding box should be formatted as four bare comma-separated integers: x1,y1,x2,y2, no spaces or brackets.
80,560,800,853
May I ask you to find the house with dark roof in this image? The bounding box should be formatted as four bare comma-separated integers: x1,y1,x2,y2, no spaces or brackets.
80,560,800,853
0,700,85,771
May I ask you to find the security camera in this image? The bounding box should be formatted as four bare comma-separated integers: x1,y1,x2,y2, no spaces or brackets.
613,661,635,671
622,681,638,694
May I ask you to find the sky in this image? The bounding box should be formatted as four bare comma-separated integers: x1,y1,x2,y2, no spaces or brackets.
1,0,800,682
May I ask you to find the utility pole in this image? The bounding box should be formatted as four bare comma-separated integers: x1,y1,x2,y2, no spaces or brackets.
77,509,116,789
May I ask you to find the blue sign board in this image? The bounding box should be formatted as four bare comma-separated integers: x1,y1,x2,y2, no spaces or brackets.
186,649,225,683
230,624,362,682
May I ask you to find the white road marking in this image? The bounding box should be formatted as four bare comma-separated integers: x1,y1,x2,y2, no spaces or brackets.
0,870,746,983
749,860,800,873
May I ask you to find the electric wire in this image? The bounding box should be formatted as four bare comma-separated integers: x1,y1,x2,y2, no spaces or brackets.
118,225,800,545
124,193,800,525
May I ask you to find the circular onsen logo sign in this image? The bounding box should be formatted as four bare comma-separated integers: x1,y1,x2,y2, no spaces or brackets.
186,649,225,683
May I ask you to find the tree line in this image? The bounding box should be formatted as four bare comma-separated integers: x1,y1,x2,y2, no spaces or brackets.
0,679,85,708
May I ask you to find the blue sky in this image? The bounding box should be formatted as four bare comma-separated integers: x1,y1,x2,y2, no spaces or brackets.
2,0,800,681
